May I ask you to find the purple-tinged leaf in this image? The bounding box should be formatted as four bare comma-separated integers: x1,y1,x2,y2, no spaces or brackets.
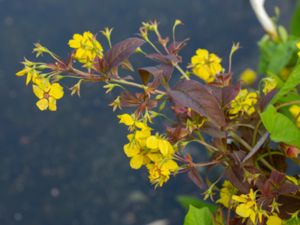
147,53,181,65
222,83,241,107
102,38,145,73
138,64,173,88
168,38,189,55
168,80,226,128
259,89,278,111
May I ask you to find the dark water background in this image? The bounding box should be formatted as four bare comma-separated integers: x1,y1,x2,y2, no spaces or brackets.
0,1,296,225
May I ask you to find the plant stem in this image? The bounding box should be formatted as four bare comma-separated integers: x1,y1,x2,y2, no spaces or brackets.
174,64,190,80
110,78,165,95
229,131,252,151
275,100,300,110
252,120,262,146
193,139,219,153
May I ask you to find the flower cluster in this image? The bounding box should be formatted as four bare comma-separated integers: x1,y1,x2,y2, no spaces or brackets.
232,189,282,225
16,59,64,111
118,114,179,187
262,77,277,94
217,180,238,208
16,16,300,224
190,49,223,83
297,42,300,57
68,31,104,68
228,89,258,119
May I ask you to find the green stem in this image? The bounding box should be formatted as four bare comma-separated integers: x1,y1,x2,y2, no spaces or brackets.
275,100,300,110
174,64,190,80
229,131,252,151
110,78,165,95
252,120,262,147
259,158,275,171
192,139,219,153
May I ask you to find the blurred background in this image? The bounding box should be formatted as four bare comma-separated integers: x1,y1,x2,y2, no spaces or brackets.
0,0,296,225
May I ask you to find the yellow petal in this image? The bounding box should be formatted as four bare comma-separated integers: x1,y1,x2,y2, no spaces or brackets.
49,83,64,99
147,153,162,162
118,114,134,126
36,98,48,111
267,215,282,225
235,204,251,218
129,155,144,169
48,97,57,111
158,139,169,155
163,159,178,171
196,49,209,59
146,136,159,149
68,40,81,48
38,78,51,92
32,85,44,99
124,143,140,157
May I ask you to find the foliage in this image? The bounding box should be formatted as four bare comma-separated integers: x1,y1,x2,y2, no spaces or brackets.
16,3,300,225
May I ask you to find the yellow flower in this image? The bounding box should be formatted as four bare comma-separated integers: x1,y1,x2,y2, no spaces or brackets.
119,117,179,186
147,159,179,187
266,215,282,225
228,89,258,119
118,114,135,126
16,60,41,85
232,189,264,224
217,180,238,208
289,105,300,128
239,69,257,85
68,31,103,67
191,49,222,83
32,78,64,111
262,77,277,94
297,42,300,57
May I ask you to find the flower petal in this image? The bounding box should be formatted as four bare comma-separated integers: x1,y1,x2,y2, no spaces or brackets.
32,85,44,99
36,98,48,111
130,155,144,169
49,83,64,99
48,97,57,111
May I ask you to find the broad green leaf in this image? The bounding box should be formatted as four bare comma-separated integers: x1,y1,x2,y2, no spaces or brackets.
177,195,217,213
285,216,300,225
258,37,298,76
290,3,300,37
271,60,300,104
266,40,297,75
260,105,300,148
183,205,213,225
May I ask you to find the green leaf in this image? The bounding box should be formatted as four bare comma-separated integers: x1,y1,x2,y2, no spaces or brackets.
183,205,213,225
177,195,217,213
285,216,300,225
260,105,300,148
271,60,300,104
258,37,298,76
290,3,300,37
267,41,297,75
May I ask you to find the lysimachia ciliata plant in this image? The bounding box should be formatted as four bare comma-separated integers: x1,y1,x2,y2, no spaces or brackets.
16,0,300,224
